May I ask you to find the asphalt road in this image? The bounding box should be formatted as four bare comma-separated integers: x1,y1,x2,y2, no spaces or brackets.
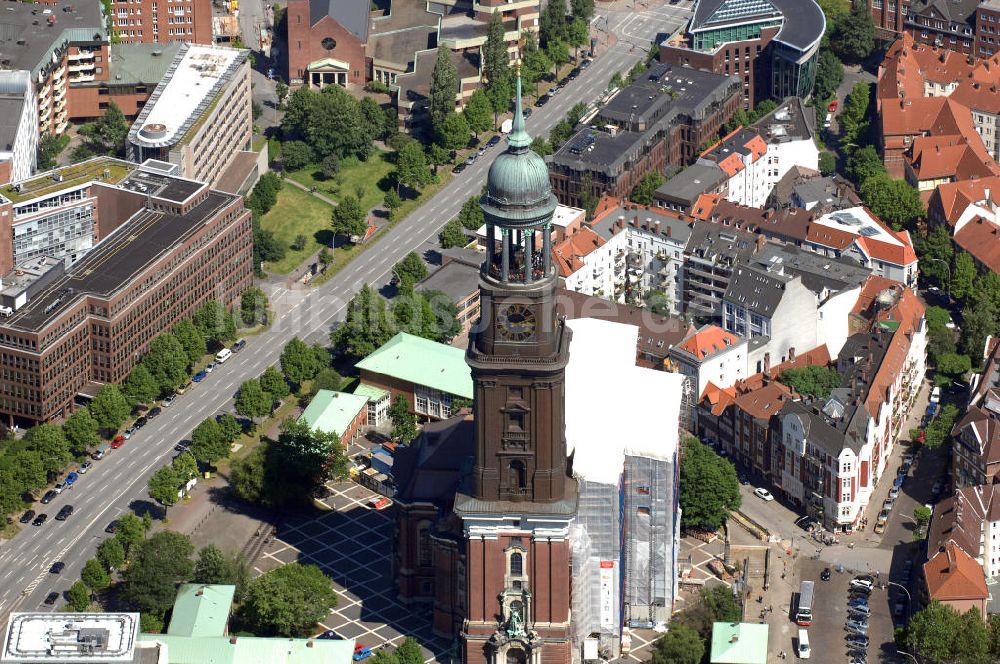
0,0,693,616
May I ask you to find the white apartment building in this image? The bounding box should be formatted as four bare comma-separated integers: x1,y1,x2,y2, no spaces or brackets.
809,207,919,287
667,324,749,398
0,71,38,183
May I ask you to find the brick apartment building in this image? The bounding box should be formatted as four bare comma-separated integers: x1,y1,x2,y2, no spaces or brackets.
659,0,825,109
0,165,252,424
110,0,213,45
857,0,1000,59
546,63,741,208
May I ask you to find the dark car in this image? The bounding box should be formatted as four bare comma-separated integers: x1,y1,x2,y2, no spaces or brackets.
820,568,831,581
105,520,119,534
233,338,247,353
50,561,65,574
40,490,56,504
192,370,208,383
579,58,592,69
487,135,501,147
523,107,532,119
134,416,148,429
44,592,59,606
147,407,162,419
534,95,549,108
452,161,466,174
55,505,73,521
19,510,35,524
318,630,345,640
33,513,48,526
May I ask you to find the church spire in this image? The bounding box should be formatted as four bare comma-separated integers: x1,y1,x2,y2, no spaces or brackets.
507,68,531,151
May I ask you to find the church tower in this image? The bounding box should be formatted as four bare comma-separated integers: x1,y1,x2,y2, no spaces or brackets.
455,73,577,664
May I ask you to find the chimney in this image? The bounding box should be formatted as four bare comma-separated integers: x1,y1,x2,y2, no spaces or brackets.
230,637,237,645
655,220,661,234
666,225,672,237
631,216,639,227
307,641,314,649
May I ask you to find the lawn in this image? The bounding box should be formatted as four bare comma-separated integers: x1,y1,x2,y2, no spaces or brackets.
287,150,395,212
258,185,335,274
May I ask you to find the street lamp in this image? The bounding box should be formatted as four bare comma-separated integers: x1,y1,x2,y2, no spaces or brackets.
896,649,918,664
887,580,912,621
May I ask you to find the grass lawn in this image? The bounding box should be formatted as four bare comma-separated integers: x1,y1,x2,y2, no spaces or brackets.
287,150,395,212
259,185,335,274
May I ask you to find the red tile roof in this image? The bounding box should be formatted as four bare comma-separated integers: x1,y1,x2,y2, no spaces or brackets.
923,542,988,602
551,227,605,278
865,288,925,417
929,177,1000,227
954,216,1000,274
732,380,794,421
908,135,1000,182
877,34,975,109
852,276,900,316
677,325,741,361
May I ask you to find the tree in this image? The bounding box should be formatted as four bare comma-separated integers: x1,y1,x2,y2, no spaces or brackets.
521,39,552,95
840,82,872,145
86,102,129,155
172,451,198,486
67,581,91,611
240,287,268,327
483,12,511,92
813,48,844,102
580,171,598,220
568,18,589,61
37,132,69,171
389,395,418,443
394,252,430,289
571,0,594,20
393,638,424,664
194,300,234,346
860,174,924,230
281,86,372,160
247,172,282,217
439,218,467,249
778,365,842,399
280,337,323,386
530,136,553,156
952,251,976,301
275,417,348,483
291,234,308,251
567,101,588,127
281,140,314,171
630,170,665,206
679,437,740,530
541,0,567,46
148,465,181,507
81,558,111,591
393,290,460,343
331,285,397,362
331,195,368,241
651,623,703,664
819,151,836,175
963,303,997,358
239,563,338,637
702,585,742,623
230,446,267,504
832,5,876,64
235,379,272,424
311,368,343,395
123,531,195,616
25,424,71,474
143,332,189,393
97,537,126,570
915,225,954,288
320,153,340,180
549,119,574,149
906,601,979,663
846,144,885,186
936,352,971,384
275,80,289,107
171,319,207,366
464,89,493,137
437,112,470,152
90,384,131,431
546,39,570,76
191,417,230,465
394,140,432,194
115,513,148,558
383,189,402,221
914,505,932,530
62,408,99,454
194,545,230,585
429,44,458,133
218,413,242,442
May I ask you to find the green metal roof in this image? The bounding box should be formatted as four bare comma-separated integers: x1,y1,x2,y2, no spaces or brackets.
109,42,184,86
710,622,769,664
356,332,473,399
299,390,369,437
354,383,390,401
167,584,235,637
139,634,355,664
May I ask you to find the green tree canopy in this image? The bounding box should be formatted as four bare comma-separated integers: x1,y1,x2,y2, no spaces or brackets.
331,195,369,240
394,140,432,194
483,11,512,90
97,536,126,570
281,86,374,160
67,581,91,611
846,144,885,186
191,417,230,465
144,333,189,393
171,319,207,366
280,337,325,386
235,379,272,424
650,623,703,664
90,384,131,431
906,601,989,663
915,225,955,289
464,89,493,137
194,300,235,346
832,5,876,64
25,424,72,474
679,437,740,530
81,557,111,590
148,465,181,507
630,170,665,206
239,563,338,637
240,287,268,327
860,175,925,230
394,252,430,289
439,218,468,249
952,251,976,302
218,413,242,442
429,44,458,134
437,112,470,152
389,394,419,443
331,284,397,362
281,140,314,171
778,365,843,399
123,364,160,406
260,365,291,400
123,531,194,616
813,48,844,102
62,408,99,454
311,368,344,395
114,512,148,559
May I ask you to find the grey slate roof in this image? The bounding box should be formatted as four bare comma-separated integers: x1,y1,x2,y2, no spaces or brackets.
309,0,370,40
910,0,980,23
0,0,107,81
654,163,727,207
109,42,183,86
416,260,480,304
725,263,789,317
588,204,692,245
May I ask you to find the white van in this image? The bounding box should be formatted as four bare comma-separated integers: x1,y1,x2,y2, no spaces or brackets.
215,348,233,364
797,629,810,659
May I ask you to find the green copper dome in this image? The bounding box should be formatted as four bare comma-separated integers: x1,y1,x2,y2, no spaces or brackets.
484,72,555,213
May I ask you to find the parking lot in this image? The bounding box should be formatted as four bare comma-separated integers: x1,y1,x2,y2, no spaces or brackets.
253,480,452,663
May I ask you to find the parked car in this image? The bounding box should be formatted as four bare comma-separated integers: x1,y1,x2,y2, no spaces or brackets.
192,370,208,383
55,505,74,521
111,435,125,449
50,561,65,574
523,107,532,119
452,162,466,174
147,407,162,419
44,592,59,605
233,338,247,353
848,605,872,618
318,630,345,640
205,362,217,373
53,482,66,494
176,381,193,395
123,426,136,439
534,95,549,108
568,67,581,79
883,498,894,512
105,520,119,534
368,496,392,510
40,490,56,504
216,348,232,364
580,58,592,69
19,510,35,524
465,155,477,166
930,386,941,403
753,487,774,501
353,644,372,661
846,618,868,631
820,568,831,581
889,486,900,499
845,634,870,648
162,394,176,407
33,513,48,526
487,135,501,147
828,100,838,112
846,623,869,636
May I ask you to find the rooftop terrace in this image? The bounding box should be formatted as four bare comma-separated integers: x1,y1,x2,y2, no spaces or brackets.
0,158,132,204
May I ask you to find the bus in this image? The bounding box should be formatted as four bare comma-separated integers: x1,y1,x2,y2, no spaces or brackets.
795,580,815,626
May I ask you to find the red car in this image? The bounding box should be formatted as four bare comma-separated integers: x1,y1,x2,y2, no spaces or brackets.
110,434,125,449
828,100,838,113
916,430,926,443
368,496,392,510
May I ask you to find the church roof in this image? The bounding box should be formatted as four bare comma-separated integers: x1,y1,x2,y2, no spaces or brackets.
393,413,475,504
356,332,473,398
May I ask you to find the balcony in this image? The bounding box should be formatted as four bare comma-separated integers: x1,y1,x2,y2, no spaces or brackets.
69,62,95,73
69,73,96,83
68,51,95,62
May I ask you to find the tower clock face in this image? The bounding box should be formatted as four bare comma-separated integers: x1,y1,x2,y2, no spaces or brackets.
496,304,537,341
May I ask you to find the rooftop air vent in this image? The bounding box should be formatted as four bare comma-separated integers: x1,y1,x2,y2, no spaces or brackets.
139,123,168,140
